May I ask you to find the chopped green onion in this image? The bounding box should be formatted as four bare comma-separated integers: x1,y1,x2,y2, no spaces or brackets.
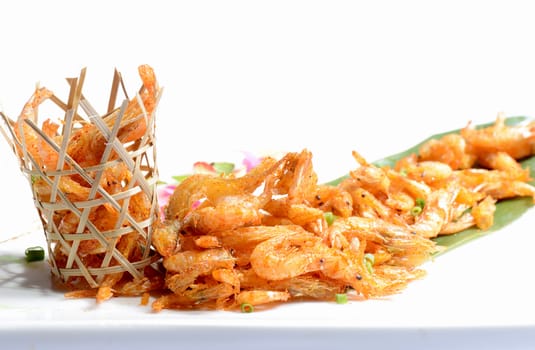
25,246,45,262
364,253,375,265
324,212,337,226
364,253,375,274
415,198,425,209
212,162,235,174
410,198,425,216
240,303,254,313
410,206,423,216
335,293,348,304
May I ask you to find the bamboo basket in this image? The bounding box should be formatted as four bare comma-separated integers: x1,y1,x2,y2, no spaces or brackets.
0,67,162,291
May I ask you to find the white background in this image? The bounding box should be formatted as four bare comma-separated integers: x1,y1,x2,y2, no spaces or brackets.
1,1,535,349
2,1,535,182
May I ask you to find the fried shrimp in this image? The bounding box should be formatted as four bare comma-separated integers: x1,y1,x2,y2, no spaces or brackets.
6,66,535,312
152,149,442,311
182,194,264,234
152,118,535,311
461,113,535,161
418,133,476,169
249,226,325,281
14,86,57,170
164,156,278,221
67,64,159,167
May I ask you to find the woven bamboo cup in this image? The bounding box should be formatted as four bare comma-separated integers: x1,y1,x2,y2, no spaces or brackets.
0,67,161,291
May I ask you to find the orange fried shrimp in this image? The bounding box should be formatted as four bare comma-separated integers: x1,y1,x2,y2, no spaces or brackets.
273,274,347,299
99,162,132,194
165,156,278,221
461,113,535,161
116,275,164,297
312,185,353,218
14,86,57,169
151,130,535,311
479,180,535,202
385,168,432,201
152,293,193,311
184,282,235,309
471,195,497,230
67,64,159,167
259,150,316,202
212,268,240,290
286,149,318,204
410,184,460,238
115,64,158,144
249,226,370,294
418,133,476,169
455,168,535,202
348,151,428,213
263,198,327,235
346,187,402,223
152,221,181,257
195,235,222,249
327,216,436,258
236,268,346,300
165,272,197,295
128,191,152,222
41,118,61,156
158,281,235,310
163,248,236,304
236,267,272,289
183,194,263,234
33,162,132,206
249,226,327,281
163,248,235,276
216,226,290,266
57,211,81,234
439,211,475,235
476,151,530,181
32,176,91,203
401,161,454,188
349,158,390,197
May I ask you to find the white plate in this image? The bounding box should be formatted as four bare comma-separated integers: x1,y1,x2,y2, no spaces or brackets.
3,1,535,348
1,171,535,350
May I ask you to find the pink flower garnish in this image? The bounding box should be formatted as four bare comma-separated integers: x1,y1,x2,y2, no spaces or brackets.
157,183,177,219
192,161,217,174
242,151,262,172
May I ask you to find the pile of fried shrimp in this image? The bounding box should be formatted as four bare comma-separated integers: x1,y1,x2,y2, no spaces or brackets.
7,64,535,311
151,114,535,311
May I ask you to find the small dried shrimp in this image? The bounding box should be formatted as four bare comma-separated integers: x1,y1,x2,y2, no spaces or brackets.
8,71,535,312
153,115,535,312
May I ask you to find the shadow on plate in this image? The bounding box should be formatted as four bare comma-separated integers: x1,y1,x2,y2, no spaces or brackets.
0,253,55,295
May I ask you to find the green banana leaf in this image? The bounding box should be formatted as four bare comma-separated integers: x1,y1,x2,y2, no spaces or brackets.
326,116,535,256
